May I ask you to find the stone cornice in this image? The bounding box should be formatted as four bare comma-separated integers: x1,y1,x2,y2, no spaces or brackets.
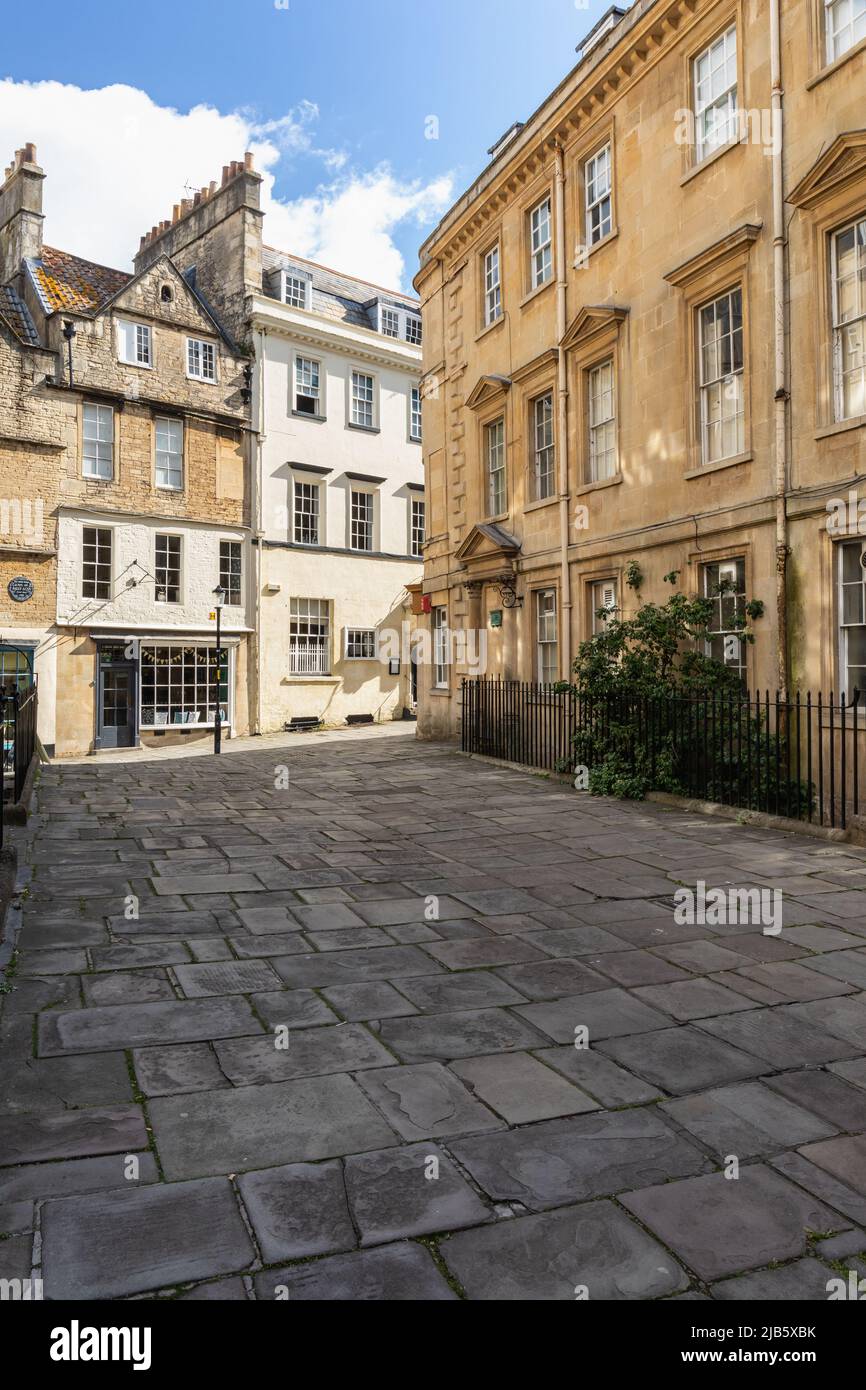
415,0,703,276
249,295,421,375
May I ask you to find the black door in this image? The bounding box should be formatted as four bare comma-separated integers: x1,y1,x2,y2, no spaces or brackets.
99,665,136,748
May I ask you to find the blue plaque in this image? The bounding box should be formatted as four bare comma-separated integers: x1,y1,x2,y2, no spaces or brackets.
8,576,33,603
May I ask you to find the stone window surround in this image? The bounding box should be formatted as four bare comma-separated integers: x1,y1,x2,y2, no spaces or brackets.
115,316,153,370
677,2,745,181
572,121,616,261
807,0,866,82
688,539,753,686
581,565,622,643
564,308,627,492
152,411,186,494
531,584,560,683
186,336,218,384
796,195,866,435
519,176,555,299
664,223,760,477
479,233,504,333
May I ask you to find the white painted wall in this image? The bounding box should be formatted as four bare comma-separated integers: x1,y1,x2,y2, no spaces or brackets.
55,510,251,634
251,293,424,730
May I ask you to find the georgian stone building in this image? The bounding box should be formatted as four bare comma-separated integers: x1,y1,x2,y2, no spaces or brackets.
414,0,866,740
0,145,253,755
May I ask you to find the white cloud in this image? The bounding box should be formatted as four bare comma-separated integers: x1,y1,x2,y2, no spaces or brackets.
0,78,452,289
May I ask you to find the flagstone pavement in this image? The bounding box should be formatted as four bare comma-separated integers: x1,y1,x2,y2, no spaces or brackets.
2,725,866,1301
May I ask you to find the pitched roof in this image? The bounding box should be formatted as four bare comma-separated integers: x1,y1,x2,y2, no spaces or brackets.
26,246,130,316
0,284,40,346
261,246,419,333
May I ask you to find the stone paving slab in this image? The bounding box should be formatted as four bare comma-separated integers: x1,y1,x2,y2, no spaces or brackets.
41,1178,255,1299
38,997,264,1055
6,727,866,1300
150,1074,399,1179
441,1200,688,1301
450,1109,709,1210
622,1166,849,1281
255,1241,458,1300
236,1160,354,1262
0,1106,149,1166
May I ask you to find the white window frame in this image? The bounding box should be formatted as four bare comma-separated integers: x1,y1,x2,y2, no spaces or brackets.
292,476,321,547
529,196,553,289
585,143,613,246
154,532,183,605
343,627,377,660
825,0,866,63
376,302,422,344
486,417,506,517
591,578,618,634
349,488,375,552
693,25,739,163
831,216,866,423
433,605,449,688
410,497,426,558
588,359,617,481
116,319,152,368
839,539,866,695
410,385,422,442
82,525,112,600
82,402,115,480
536,589,558,683
532,392,555,500
349,369,377,429
155,415,184,491
281,271,312,310
483,245,502,326
289,597,331,676
698,287,745,465
219,539,243,606
295,355,322,417
186,337,217,382
702,558,747,680
139,643,232,731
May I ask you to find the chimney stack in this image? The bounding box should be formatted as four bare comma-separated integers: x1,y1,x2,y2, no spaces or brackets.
0,142,45,285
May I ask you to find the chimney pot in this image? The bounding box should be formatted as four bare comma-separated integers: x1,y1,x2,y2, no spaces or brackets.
221,165,230,186
24,142,36,163
244,151,254,171
208,180,217,196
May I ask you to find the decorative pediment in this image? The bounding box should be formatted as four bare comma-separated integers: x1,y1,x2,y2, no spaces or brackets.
105,256,230,345
787,131,866,211
561,304,628,353
455,522,521,571
664,224,762,290
465,374,511,410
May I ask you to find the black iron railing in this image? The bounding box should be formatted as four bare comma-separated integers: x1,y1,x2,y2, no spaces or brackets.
1,684,38,846
461,678,864,830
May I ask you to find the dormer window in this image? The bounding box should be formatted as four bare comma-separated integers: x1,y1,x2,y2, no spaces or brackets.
281,270,313,311
376,302,422,345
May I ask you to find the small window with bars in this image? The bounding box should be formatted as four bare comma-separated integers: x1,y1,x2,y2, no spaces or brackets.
380,307,400,337
344,628,377,660
219,540,242,605
293,479,320,545
405,315,422,345
155,534,182,604
82,526,112,600
290,597,330,675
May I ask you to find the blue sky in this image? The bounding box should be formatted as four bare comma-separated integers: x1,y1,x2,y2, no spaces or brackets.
1,0,614,289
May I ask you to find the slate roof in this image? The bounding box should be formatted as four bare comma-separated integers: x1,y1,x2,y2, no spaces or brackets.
26,246,130,316
0,284,40,346
262,246,419,334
